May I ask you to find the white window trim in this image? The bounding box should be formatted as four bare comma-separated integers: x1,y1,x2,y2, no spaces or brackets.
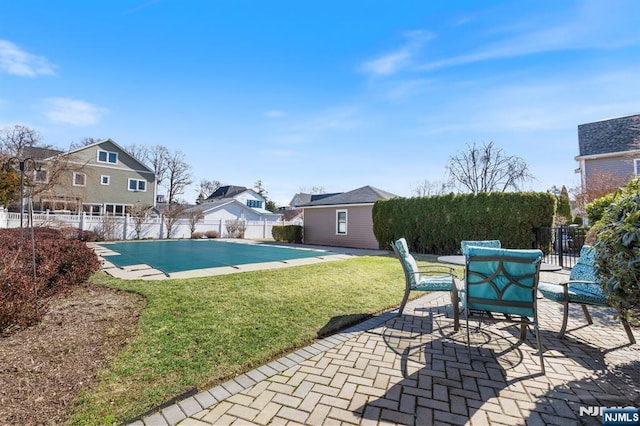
101,175,110,185
634,158,640,175
336,209,348,235
73,172,87,187
128,178,147,192
97,149,118,164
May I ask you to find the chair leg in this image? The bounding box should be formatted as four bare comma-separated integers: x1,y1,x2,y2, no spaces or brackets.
535,325,545,374
466,313,471,361
558,300,570,339
451,285,460,332
581,304,593,325
397,288,410,316
621,318,637,344
519,317,527,342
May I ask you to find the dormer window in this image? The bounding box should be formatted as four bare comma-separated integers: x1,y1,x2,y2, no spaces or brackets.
97,150,118,164
247,200,263,208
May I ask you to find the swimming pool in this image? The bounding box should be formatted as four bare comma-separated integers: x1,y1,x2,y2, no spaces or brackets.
95,239,333,275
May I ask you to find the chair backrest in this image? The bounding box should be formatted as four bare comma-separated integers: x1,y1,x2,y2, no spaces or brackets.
465,246,542,317
460,240,501,256
392,238,420,289
568,245,603,296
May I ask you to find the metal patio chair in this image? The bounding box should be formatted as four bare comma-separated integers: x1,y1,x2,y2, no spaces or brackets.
537,245,636,344
460,239,502,255
462,246,545,373
391,238,461,331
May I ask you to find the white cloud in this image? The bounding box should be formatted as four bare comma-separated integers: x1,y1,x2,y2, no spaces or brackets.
361,30,433,77
417,1,640,72
42,98,108,126
0,40,55,77
265,110,287,118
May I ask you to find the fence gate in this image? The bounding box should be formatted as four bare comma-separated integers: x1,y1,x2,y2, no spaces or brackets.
533,225,587,269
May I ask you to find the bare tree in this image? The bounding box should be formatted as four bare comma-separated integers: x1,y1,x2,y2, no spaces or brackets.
129,202,153,239
145,145,169,188
299,185,326,194
571,169,630,217
68,137,101,150
161,203,187,238
165,150,192,204
0,125,79,210
0,125,41,157
196,179,222,203
187,209,204,235
446,141,534,194
411,179,449,197
124,144,149,165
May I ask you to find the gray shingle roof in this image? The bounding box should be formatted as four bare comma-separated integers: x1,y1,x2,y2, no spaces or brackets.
205,185,248,200
300,185,398,207
578,113,640,156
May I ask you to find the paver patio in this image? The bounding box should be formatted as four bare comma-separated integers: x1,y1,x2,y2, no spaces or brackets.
132,271,639,426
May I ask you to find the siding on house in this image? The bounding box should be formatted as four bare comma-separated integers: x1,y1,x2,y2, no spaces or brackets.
584,156,637,181
576,114,640,189
303,205,379,250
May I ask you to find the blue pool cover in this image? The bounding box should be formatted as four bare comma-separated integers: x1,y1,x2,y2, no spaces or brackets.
96,240,330,273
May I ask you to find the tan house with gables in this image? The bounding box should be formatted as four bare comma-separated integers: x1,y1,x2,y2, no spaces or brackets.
300,185,397,250
29,139,156,215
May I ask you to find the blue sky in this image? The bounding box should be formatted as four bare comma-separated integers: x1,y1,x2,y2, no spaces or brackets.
1,1,639,205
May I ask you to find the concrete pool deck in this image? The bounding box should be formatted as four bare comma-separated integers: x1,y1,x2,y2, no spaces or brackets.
90,240,388,280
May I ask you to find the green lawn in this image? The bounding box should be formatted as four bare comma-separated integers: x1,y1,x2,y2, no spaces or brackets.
69,254,461,425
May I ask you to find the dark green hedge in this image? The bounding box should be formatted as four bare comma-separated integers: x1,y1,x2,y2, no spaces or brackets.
272,225,303,243
373,192,556,253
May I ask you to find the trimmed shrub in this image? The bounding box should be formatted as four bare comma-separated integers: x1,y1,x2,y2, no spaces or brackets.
272,225,303,243
373,192,556,253
191,232,204,239
205,230,219,239
0,227,101,333
593,176,640,325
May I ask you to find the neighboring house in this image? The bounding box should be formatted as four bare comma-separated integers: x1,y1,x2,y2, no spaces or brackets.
288,192,342,208
300,185,398,250
575,113,640,190
186,185,282,226
27,139,156,215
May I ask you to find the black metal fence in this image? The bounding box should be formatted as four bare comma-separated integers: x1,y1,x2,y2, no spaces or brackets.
533,225,587,269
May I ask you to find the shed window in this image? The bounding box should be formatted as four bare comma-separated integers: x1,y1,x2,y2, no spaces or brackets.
336,210,347,235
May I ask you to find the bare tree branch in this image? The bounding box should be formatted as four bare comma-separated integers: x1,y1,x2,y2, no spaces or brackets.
446,141,534,194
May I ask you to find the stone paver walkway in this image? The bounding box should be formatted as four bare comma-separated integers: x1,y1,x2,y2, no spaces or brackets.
132,274,639,426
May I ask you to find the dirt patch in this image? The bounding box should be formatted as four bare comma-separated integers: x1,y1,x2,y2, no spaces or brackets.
0,284,144,425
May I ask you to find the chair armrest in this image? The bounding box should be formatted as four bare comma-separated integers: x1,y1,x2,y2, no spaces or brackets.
417,266,456,276
546,279,598,287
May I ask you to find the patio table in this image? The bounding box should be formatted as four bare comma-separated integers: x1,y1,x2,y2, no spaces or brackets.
437,255,562,272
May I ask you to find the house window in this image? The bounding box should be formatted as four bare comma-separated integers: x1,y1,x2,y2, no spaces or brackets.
34,169,49,183
105,204,126,216
73,172,86,187
247,199,263,208
128,178,146,192
101,175,110,185
635,158,640,175
336,210,347,235
97,150,118,164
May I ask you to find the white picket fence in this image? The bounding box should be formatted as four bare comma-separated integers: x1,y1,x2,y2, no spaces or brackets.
0,209,293,241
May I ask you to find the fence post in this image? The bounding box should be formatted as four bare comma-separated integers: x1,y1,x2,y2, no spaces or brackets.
556,226,564,268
